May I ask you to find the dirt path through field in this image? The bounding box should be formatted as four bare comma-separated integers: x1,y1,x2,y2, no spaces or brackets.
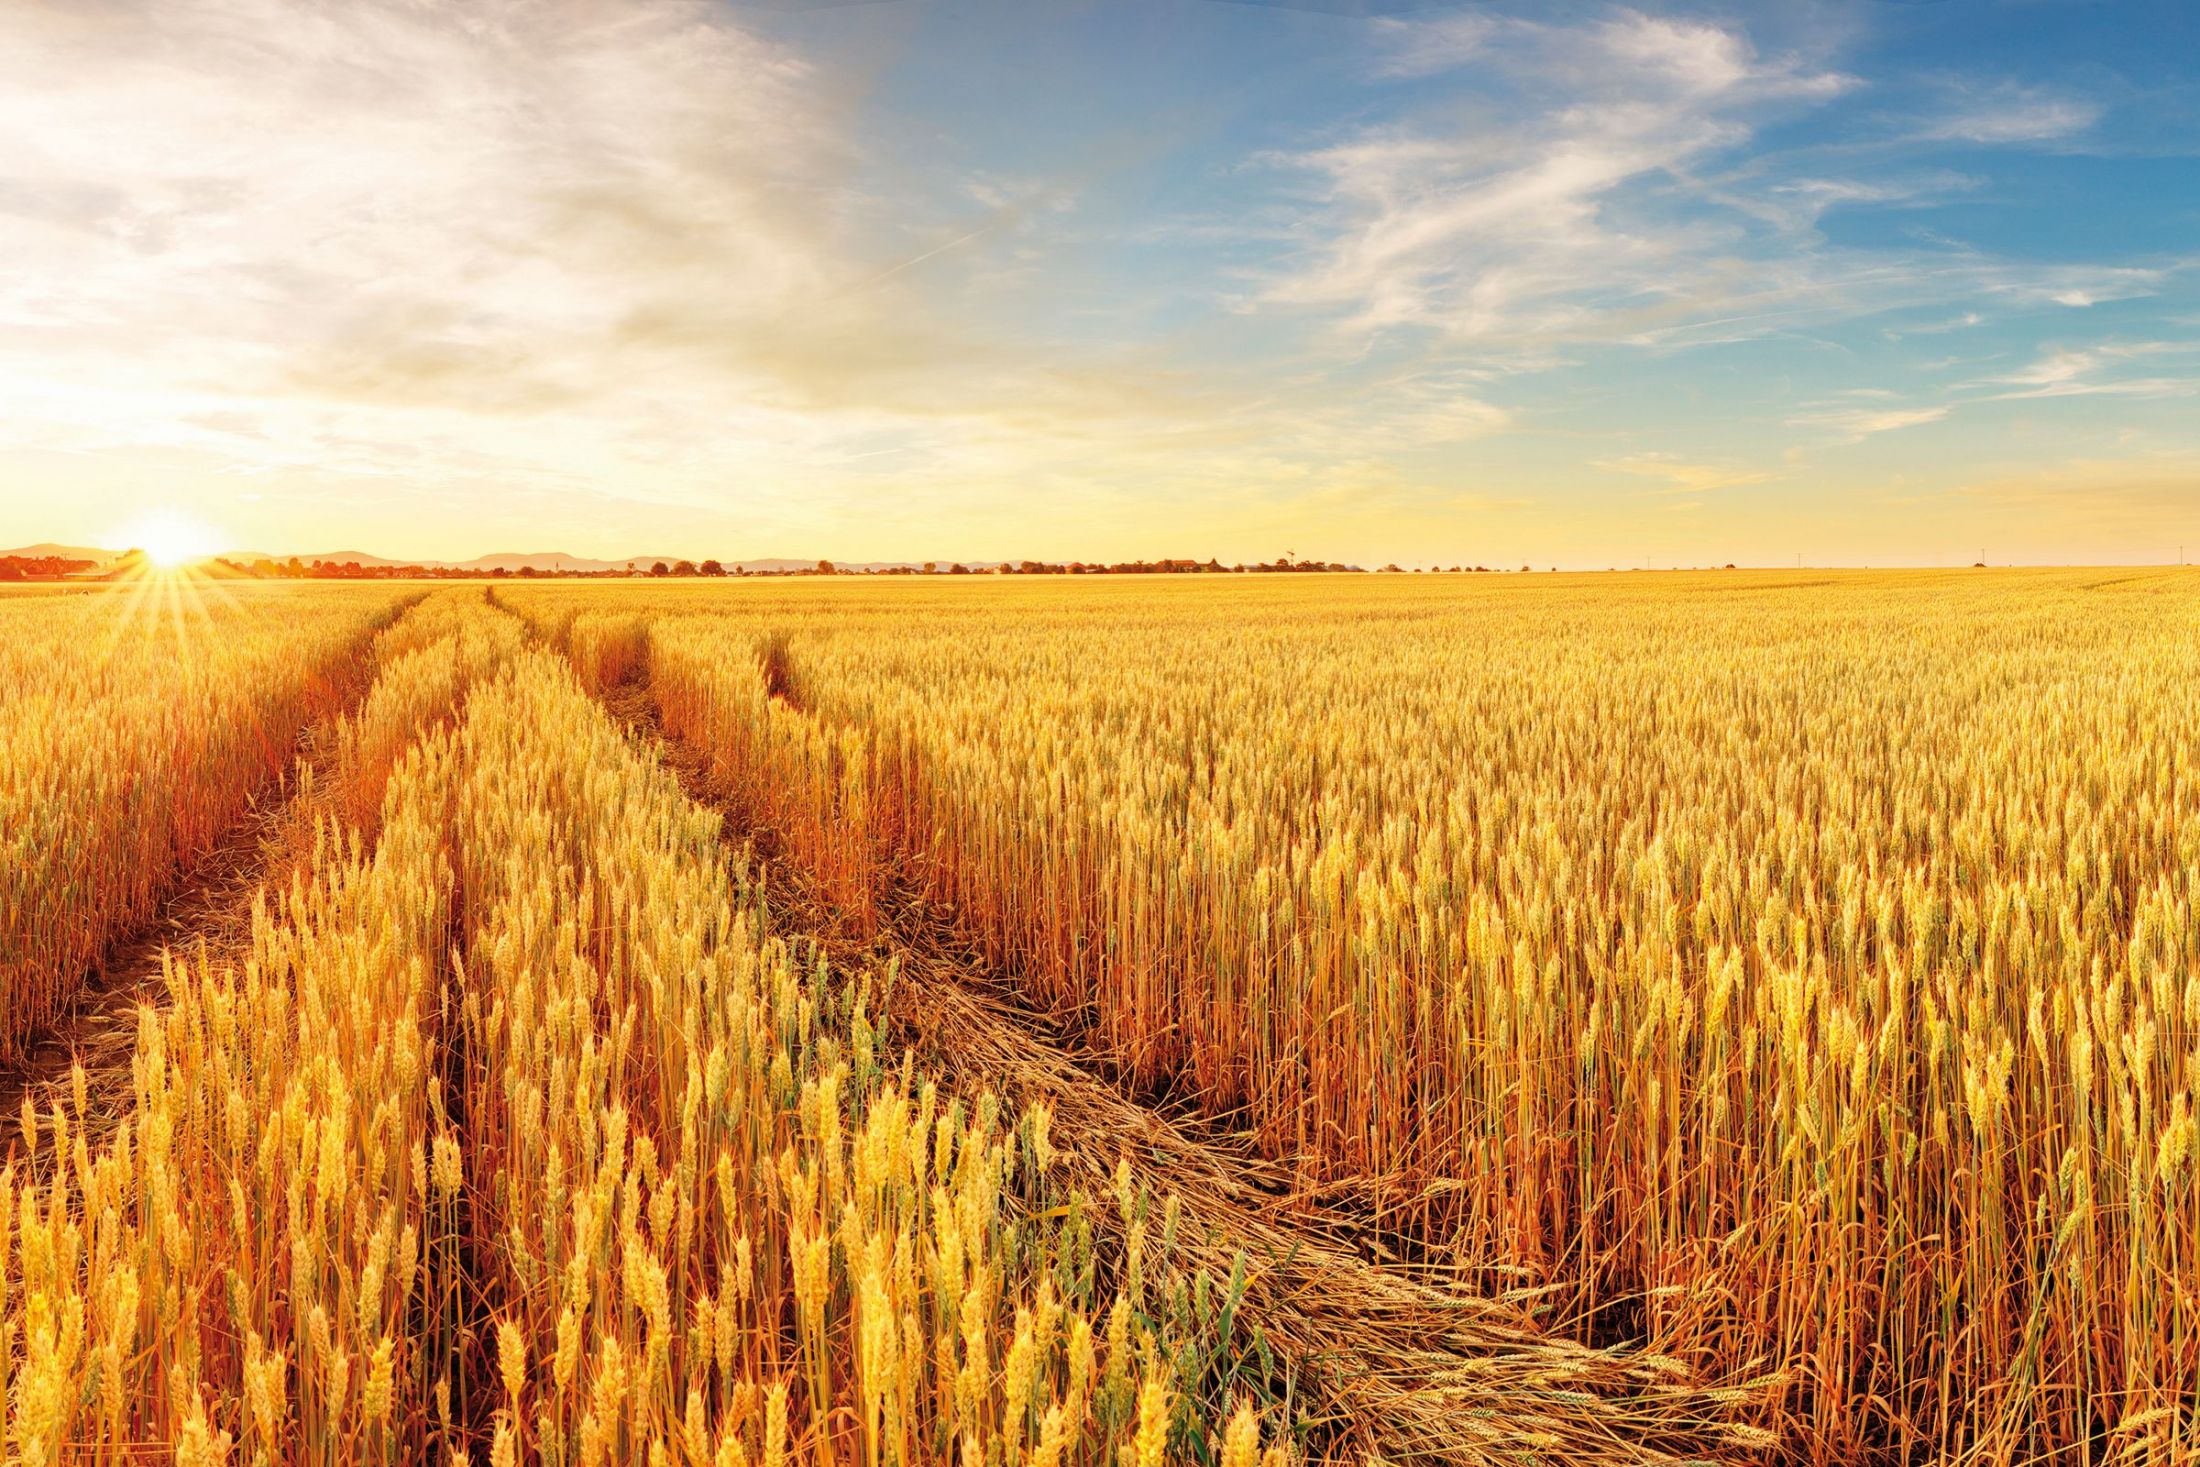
594,660,1764,1467
0,595,422,1145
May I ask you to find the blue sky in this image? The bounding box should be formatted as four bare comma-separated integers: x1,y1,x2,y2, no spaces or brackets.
2,0,2195,564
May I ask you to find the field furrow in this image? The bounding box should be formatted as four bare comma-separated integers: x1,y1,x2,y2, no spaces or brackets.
580,626,1766,1466
0,582,419,1059
486,570,2197,1464
0,589,529,1141
0,587,535,1461
5,572,2191,1465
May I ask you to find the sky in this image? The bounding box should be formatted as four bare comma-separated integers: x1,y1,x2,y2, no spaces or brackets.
2,0,2197,568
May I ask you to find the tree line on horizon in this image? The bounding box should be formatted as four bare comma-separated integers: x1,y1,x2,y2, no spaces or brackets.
5,550,1616,584
0,553,99,581
201,554,1378,580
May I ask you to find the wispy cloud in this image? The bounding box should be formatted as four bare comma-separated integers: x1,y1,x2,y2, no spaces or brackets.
1593,452,1771,492
2000,347,2103,387
1884,311,1984,341
1265,12,1851,351
0,2,875,467
1794,337,2200,447
1792,404,1951,444
1257,12,2175,374
1915,82,2103,144
1983,342,2200,400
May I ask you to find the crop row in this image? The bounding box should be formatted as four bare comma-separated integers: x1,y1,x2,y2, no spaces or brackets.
0,590,1268,1465
499,570,2199,1461
0,582,412,1057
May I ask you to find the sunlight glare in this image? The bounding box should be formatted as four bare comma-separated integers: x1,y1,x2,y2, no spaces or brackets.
123,510,222,568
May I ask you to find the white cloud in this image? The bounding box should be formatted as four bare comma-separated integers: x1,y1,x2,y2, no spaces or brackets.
1917,84,2103,144
1756,170,1981,230
2002,348,2101,387
1268,12,1852,351
1793,404,1951,444
1883,311,1984,341
1259,14,2174,372
1794,339,2200,448
1981,341,2200,399
0,0,883,481
1593,453,1771,493
1373,13,1497,79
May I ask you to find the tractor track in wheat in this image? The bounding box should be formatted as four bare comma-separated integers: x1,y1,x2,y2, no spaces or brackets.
591,654,1765,1467
0,597,425,1152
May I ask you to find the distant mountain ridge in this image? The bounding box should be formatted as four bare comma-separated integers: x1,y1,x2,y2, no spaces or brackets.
0,543,121,565
222,549,690,573
5,544,979,574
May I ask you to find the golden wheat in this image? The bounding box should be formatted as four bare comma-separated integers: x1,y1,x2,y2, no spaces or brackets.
0,579,410,1057
0,588,1271,1464
497,568,2198,1462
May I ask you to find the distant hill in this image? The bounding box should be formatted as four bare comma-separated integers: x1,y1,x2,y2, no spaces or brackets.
18,544,1014,575
226,549,407,568
463,551,652,573
252,551,955,574
219,549,680,572
0,543,121,566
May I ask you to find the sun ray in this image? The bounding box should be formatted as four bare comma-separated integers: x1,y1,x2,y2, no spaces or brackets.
125,509,220,569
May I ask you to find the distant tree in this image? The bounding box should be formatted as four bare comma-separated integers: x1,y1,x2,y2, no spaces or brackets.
816,559,835,575
699,559,724,576
673,560,697,577
948,563,969,575
650,561,669,577
1380,563,1402,573
922,562,938,575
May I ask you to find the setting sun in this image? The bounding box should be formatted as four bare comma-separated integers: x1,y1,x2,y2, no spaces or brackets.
122,510,221,568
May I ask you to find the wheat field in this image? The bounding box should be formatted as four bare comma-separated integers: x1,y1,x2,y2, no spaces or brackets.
0,571,2193,1464
0,583,1285,1467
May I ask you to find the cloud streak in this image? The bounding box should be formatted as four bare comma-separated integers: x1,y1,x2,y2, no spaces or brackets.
1265,12,1852,351
1256,10,2175,376
0,2,870,461
1914,83,2102,144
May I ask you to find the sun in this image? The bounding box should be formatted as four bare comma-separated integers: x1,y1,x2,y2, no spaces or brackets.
122,509,222,568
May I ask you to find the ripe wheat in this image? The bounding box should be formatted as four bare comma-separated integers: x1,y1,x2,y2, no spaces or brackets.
0,582,409,1058
497,568,2198,1462
0,589,1272,1465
